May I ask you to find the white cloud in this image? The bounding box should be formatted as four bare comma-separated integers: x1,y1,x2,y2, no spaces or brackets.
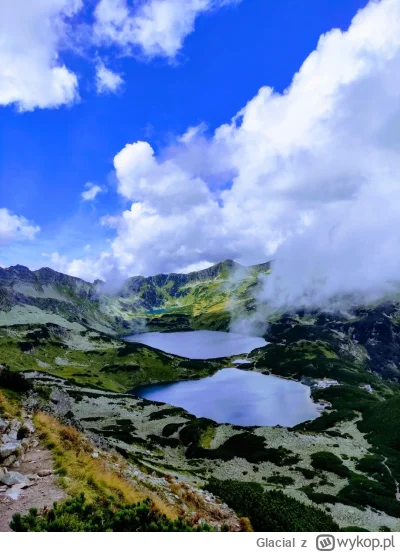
46,251,114,282
42,0,400,307
95,61,124,94
91,0,400,299
0,0,82,111
94,0,241,59
114,141,212,212
178,123,208,144
81,183,105,201
0,0,240,111
0,209,40,246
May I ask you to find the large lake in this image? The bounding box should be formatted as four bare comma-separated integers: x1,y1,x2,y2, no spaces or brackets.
134,368,320,427
125,330,267,359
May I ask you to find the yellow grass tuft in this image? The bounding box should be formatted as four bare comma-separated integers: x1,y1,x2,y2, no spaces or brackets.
34,412,177,518
0,389,22,419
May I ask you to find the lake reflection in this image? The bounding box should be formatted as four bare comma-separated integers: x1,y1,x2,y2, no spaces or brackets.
134,368,320,427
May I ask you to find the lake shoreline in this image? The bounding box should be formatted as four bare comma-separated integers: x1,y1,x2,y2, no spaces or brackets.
133,367,321,428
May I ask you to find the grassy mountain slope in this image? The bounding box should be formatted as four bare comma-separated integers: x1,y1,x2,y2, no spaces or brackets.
2,261,400,530
0,260,271,335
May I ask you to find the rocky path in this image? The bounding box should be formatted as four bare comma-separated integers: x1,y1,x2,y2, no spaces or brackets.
0,415,64,532
382,456,400,502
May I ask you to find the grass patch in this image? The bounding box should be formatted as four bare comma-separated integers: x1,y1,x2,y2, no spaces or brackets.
0,388,22,419
33,412,176,518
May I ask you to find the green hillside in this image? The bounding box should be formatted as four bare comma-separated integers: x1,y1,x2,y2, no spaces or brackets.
0,260,271,335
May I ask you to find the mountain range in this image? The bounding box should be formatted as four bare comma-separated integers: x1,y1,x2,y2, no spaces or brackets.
0,260,271,334
2,259,400,531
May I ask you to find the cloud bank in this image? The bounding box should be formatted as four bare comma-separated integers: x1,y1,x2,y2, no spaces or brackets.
88,0,400,309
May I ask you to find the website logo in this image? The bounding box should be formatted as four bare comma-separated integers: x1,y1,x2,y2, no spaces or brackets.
317,535,336,551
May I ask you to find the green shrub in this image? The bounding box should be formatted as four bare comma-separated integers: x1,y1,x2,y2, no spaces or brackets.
304,491,340,505
10,493,214,532
267,475,294,486
340,527,370,532
311,452,350,477
186,431,299,465
356,455,393,487
206,478,338,532
296,467,316,480
162,423,185,437
338,474,400,517
0,367,32,392
149,407,189,421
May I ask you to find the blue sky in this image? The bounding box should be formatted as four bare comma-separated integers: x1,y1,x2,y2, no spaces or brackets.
4,0,400,291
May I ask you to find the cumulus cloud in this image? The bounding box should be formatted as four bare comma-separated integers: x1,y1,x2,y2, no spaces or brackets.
43,0,400,310
45,251,114,282
94,0,241,58
0,209,40,246
0,0,239,111
81,182,105,201
0,0,82,111
92,0,400,302
95,61,124,94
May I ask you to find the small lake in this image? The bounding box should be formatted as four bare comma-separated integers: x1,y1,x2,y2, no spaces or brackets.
134,368,321,427
124,330,267,359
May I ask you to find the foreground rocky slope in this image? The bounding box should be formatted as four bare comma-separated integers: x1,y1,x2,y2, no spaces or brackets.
0,384,242,532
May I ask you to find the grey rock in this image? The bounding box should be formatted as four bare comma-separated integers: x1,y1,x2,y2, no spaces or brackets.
37,469,53,477
0,418,9,433
8,430,18,440
0,441,21,459
23,420,35,434
5,486,23,500
2,454,17,467
10,419,21,431
1,433,10,444
0,471,29,487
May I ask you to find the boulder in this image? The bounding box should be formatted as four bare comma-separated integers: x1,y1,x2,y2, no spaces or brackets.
2,454,17,467
0,471,29,487
22,420,35,434
8,430,18,441
10,419,21,431
1,433,10,444
0,441,21,459
5,486,23,500
0,418,9,433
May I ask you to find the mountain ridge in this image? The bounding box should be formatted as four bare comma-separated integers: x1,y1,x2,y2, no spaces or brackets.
0,259,271,334
0,258,271,288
